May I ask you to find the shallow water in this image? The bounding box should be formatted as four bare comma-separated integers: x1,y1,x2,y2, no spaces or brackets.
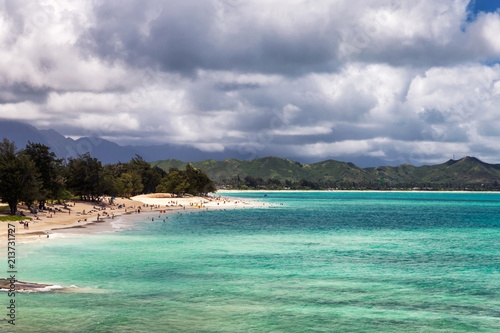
1,192,499,332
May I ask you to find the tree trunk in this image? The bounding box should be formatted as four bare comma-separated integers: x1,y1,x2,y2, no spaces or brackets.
9,202,17,215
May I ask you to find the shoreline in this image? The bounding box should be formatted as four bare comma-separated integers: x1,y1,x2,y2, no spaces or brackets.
0,196,145,244
2,189,497,244
218,189,500,194
0,193,261,246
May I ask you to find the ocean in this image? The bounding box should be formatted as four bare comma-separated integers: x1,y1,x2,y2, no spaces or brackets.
2,192,500,332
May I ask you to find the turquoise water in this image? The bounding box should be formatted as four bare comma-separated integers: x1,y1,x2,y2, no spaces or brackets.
2,192,500,332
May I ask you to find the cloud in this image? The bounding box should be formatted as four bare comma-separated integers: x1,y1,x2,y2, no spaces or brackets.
80,0,500,73
1,0,500,166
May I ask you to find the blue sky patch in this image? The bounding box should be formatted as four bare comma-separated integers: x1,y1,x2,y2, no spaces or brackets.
467,0,500,21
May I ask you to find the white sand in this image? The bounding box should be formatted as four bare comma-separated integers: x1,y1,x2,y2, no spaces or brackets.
131,193,260,208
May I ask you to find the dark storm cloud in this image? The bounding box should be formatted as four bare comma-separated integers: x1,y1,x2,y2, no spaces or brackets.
477,121,500,137
420,109,446,124
82,0,500,76
267,121,437,146
84,0,340,76
214,82,261,91
0,83,50,104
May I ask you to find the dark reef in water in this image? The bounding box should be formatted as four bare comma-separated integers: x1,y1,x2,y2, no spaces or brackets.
0,279,63,292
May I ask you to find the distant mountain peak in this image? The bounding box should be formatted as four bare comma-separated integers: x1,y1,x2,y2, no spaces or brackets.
461,156,482,163
446,156,485,167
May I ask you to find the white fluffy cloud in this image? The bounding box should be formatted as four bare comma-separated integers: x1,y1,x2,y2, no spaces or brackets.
1,0,500,165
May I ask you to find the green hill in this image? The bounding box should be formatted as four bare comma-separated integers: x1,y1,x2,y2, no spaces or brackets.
307,160,374,183
366,157,500,185
152,156,374,183
152,156,500,185
153,157,307,181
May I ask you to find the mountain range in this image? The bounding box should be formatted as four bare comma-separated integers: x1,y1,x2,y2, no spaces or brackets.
0,120,242,164
3,119,500,185
0,120,398,167
152,156,500,185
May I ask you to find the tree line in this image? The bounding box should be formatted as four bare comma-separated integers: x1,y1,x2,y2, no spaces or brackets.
0,139,215,215
218,175,500,191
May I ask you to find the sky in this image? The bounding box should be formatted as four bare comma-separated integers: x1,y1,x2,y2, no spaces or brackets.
1,0,500,166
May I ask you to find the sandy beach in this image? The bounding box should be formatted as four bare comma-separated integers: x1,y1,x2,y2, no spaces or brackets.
131,193,255,208
0,193,259,245
0,196,140,244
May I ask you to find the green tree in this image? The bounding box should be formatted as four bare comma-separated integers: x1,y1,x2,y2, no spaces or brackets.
119,171,144,197
185,164,216,195
0,139,41,214
126,155,163,193
266,177,282,189
156,165,215,196
66,153,103,201
19,152,43,210
244,176,258,188
98,167,120,197
156,169,189,197
24,142,64,209
57,189,73,202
